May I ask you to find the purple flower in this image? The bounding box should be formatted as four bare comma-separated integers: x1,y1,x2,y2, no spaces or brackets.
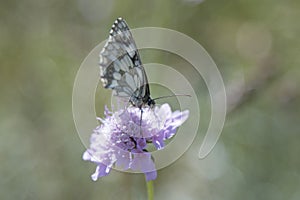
83,103,189,181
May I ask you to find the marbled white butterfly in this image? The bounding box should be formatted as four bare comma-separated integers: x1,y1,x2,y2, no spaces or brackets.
99,17,155,109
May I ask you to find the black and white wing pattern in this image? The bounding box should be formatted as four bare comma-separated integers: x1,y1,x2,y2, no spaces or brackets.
99,18,155,108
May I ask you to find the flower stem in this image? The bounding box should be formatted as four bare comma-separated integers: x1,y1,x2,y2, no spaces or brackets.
146,180,154,200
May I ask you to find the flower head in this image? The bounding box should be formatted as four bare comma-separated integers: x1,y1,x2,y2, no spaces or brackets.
83,103,189,181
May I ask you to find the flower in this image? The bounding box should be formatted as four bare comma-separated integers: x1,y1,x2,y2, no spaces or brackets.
83,103,189,181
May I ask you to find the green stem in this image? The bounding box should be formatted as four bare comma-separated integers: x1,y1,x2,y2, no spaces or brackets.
146,180,154,200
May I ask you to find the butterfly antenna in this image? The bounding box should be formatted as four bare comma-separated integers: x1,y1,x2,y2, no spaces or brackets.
152,94,191,101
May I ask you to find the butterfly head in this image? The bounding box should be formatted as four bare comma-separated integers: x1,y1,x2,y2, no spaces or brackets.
129,95,155,109
147,98,155,108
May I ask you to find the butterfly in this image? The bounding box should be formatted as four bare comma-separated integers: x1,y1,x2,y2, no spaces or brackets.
99,17,155,109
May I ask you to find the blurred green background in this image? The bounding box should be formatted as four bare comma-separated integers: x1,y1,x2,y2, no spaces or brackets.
1,0,300,199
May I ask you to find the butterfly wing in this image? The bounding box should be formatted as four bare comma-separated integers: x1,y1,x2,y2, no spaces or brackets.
99,18,151,107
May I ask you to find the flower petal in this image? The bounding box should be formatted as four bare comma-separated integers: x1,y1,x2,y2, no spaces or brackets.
145,170,157,182
82,150,92,161
91,163,111,181
170,110,189,127
115,150,131,170
131,152,156,173
152,134,165,150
